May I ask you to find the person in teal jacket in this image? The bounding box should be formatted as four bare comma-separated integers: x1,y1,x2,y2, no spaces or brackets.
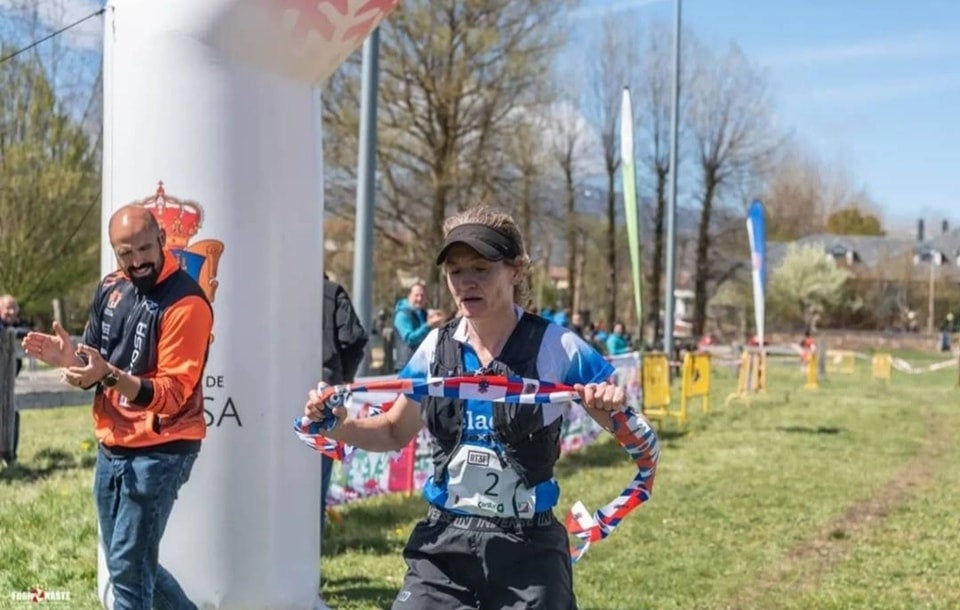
606,322,630,356
393,281,443,371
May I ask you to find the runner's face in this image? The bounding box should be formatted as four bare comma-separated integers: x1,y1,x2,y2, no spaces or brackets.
443,244,517,320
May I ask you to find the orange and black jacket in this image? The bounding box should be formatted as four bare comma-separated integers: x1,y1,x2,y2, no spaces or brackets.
82,252,213,449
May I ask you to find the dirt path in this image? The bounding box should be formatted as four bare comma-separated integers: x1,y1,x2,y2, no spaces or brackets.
724,406,953,609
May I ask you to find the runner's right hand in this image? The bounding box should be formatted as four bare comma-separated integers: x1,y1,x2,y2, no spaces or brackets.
304,382,349,431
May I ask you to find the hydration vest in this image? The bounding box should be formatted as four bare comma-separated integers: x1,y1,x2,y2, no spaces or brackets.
423,312,563,488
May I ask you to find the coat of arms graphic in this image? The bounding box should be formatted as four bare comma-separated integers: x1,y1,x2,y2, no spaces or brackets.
132,181,225,303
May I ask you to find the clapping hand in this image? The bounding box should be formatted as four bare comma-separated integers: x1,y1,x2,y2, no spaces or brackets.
63,344,111,389
21,322,76,368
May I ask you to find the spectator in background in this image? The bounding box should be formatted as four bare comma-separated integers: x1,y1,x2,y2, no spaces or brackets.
582,321,603,354
940,312,955,352
697,333,715,351
606,322,631,356
799,330,816,362
0,294,30,375
320,275,368,535
392,281,443,371
593,322,610,353
323,276,368,386
907,310,919,333
553,308,570,329
570,311,584,337
0,294,22,326
0,294,29,463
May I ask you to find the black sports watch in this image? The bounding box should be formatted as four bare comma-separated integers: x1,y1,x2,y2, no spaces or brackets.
101,369,120,388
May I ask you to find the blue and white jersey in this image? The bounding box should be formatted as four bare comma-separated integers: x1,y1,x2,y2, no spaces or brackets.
399,305,614,515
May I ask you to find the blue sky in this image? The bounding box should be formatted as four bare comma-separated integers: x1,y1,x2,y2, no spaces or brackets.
4,0,957,236
571,0,960,236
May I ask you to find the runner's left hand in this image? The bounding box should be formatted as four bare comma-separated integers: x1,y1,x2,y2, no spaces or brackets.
575,382,625,412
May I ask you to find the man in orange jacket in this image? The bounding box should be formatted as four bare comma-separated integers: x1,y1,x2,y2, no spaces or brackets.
22,205,212,609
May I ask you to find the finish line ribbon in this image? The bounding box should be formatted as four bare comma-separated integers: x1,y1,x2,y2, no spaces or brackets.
292,375,659,562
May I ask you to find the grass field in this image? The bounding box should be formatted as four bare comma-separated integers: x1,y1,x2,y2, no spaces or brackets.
1,351,958,609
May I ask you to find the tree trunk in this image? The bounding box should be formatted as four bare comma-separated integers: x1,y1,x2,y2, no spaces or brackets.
520,169,534,255
536,237,552,311
565,166,578,311
651,165,668,342
428,179,449,303
693,171,717,337
606,169,617,327
573,231,586,314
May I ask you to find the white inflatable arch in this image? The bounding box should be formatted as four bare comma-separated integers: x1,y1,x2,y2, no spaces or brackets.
100,1,398,607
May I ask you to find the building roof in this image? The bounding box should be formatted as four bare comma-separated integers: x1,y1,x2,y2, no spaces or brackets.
930,227,960,265
768,233,960,283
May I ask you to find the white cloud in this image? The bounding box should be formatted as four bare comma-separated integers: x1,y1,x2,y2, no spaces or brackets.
0,0,104,52
763,30,960,68
797,73,960,106
568,0,669,22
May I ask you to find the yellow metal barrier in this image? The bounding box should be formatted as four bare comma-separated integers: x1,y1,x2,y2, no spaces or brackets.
804,349,819,390
725,349,766,405
681,352,711,415
826,349,857,375
871,353,892,383
642,352,683,426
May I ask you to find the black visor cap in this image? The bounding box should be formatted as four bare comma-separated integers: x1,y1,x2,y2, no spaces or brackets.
435,224,521,265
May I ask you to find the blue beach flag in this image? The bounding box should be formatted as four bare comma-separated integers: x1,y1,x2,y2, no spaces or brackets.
746,200,767,346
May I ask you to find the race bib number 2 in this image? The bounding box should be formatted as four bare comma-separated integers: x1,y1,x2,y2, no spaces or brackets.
444,445,536,518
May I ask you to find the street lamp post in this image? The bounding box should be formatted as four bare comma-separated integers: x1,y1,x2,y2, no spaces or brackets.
664,0,682,367
352,27,380,376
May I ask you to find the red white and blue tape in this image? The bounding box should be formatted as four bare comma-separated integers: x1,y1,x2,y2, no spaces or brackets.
292,374,659,562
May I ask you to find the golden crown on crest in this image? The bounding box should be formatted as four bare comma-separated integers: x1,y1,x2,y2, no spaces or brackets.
136,181,204,250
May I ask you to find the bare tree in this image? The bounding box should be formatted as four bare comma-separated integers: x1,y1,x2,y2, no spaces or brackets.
759,142,828,240
539,100,594,312
509,117,541,253
581,14,640,328
499,108,570,309
634,22,692,342
561,134,580,313
686,42,779,336
323,0,570,296
760,139,886,241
